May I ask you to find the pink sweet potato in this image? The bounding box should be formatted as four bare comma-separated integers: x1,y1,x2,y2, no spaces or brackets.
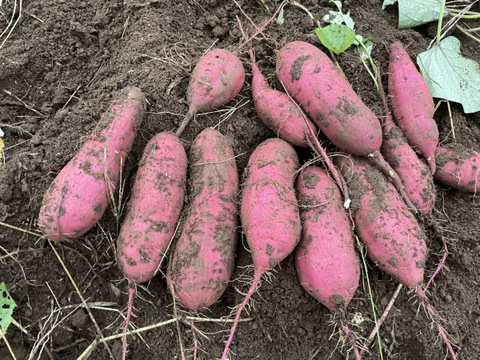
336,156,427,287
251,53,316,147
221,138,300,359
434,144,480,193
388,42,439,173
176,49,245,136
167,128,239,311
276,41,382,156
382,124,436,215
117,132,187,284
243,37,348,203
294,166,360,312
116,132,187,360
38,86,146,242
379,76,436,215
275,41,415,211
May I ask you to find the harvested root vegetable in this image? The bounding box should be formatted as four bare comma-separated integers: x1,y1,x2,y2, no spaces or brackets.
388,42,439,173
175,49,245,136
276,40,382,156
382,124,436,215
295,166,361,359
336,156,427,287
378,71,436,215
167,128,239,311
275,40,414,211
250,51,316,147
117,132,187,360
337,156,457,359
434,144,480,193
221,138,301,360
295,166,360,312
38,86,146,242
117,132,187,283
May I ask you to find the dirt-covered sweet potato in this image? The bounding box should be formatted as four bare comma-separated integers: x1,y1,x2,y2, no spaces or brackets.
38,86,146,241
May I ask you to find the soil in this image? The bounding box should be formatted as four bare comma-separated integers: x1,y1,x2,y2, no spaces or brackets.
1,1,480,359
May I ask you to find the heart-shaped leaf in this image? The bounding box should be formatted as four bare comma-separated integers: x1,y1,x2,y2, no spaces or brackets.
417,36,480,114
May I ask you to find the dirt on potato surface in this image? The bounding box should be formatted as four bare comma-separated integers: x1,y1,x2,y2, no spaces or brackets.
1,1,479,359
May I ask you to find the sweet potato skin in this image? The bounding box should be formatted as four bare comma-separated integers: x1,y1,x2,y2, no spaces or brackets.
38,86,146,241
294,166,360,312
117,133,187,284
187,49,245,113
276,41,382,156
252,62,316,147
434,144,480,193
388,42,438,173
167,128,239,311
241,138,301,274
337,156,427,287
382,124,436,215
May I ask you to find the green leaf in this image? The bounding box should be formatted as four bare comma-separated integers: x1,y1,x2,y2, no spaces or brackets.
417,36,480,114
316,24,356,55
382,0,397,9
323,0,355,29
356,38,374,60
0,282,16,338
398,0,446,28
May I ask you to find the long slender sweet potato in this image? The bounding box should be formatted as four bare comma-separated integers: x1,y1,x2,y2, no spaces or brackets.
116,132,187,360
382,124,436,215
167,128,239,311
38,86,146,241
434,144,480,193
378,72,436,215
250,52,316,147
388,42,439,173
117,132,187,284
336,156,427,287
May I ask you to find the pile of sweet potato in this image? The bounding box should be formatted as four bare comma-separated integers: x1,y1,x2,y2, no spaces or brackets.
38,38,475,360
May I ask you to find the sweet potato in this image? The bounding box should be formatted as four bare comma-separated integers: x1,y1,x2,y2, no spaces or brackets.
276,41,382,156
250,53,316,147
336,156,427,287
175,49,245,136
167,128,239,311
275,41,416,211
378,72,436,215
221,138,300,360
434,144,480,193
38,86,146,242
382,125,436,215
116,132,187,360
388,42,439,173
294,166,360,312
117,132,187,284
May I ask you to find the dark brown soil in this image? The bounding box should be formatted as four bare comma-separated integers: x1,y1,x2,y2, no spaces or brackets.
1,1,479,359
